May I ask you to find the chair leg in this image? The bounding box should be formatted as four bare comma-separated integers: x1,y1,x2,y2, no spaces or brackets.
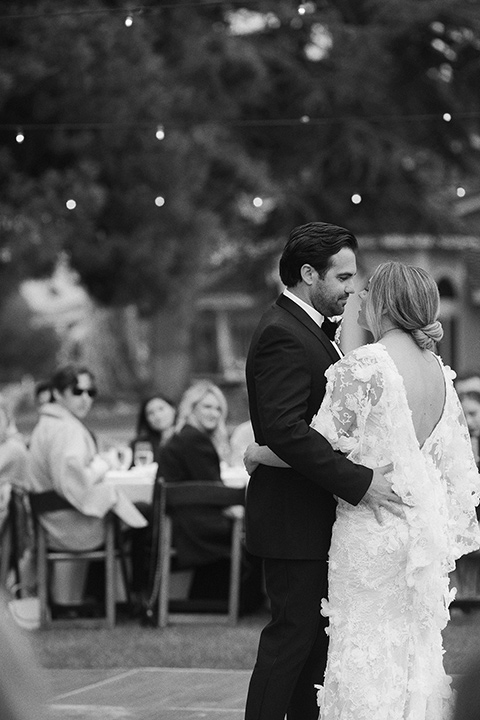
0,519,11,590
158,516,172,628
36,524,50,628
105,516,116,629
9,497,21,595
228,517,242,625
115,523,132,609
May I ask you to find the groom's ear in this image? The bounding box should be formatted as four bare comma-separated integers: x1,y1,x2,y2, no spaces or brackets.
300,264,317,286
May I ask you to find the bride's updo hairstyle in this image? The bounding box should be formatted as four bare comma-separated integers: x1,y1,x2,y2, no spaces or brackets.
365,261,444,351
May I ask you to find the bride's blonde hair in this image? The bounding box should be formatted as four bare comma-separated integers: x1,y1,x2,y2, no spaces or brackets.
365,262,444,351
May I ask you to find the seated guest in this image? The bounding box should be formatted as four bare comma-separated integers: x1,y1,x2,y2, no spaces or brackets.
27,364,143,611
160,380,233,602
449,391,480,609
128,394,176,607
460,390,480,468
0,398,30,588
131,394,176,466
160,380,263,613
0,397,28,498
34,380,53,409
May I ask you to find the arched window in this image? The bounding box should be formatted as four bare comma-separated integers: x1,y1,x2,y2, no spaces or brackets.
437,277,458,369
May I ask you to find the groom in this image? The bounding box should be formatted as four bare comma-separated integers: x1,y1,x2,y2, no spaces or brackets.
244,222,402,720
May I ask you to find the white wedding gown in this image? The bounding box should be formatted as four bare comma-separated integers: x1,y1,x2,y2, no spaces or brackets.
311,343,480,720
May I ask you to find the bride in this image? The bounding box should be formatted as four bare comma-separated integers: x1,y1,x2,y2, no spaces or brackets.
245,261,480,720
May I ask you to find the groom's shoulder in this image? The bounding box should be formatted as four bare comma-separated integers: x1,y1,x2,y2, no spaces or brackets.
255,297,301,334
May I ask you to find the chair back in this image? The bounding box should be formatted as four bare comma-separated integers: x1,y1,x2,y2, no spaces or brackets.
29,490,74,516
160,481,245,509
143,479,246,626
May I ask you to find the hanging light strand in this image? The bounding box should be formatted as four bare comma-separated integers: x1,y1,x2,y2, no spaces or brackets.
4,110,480,135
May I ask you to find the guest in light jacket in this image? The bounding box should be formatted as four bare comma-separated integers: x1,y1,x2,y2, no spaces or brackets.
27,365,119,605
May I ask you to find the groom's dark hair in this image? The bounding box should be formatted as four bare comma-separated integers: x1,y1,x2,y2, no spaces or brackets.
279,221,358,287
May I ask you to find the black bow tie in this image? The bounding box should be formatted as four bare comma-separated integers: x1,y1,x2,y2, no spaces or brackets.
321,317,339,341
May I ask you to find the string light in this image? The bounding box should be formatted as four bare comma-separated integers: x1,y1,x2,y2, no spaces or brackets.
66,199,76,210
0,2,243,21
456,187,466,197
124,15,133,27
253,197,263,207
2,110,479,135
155,196,165,207
297,2,316,15
351,194,362,204
15,129,24,143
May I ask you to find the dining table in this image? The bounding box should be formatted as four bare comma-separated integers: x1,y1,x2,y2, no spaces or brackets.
104,463,158,505
104,461,249,506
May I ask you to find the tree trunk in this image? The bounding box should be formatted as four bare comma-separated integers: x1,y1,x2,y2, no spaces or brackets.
148,298,197,400
79,305,150,397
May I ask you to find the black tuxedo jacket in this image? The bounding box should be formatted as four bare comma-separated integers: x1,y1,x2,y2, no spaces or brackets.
245,293,372,561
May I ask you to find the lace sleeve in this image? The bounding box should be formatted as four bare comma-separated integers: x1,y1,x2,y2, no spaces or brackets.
311,348,384,462
429,371,480,561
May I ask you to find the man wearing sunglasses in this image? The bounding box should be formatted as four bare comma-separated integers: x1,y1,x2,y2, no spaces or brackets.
27,365,121,615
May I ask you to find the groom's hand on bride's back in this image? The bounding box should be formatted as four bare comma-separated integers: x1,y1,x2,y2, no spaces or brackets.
362,464,405,524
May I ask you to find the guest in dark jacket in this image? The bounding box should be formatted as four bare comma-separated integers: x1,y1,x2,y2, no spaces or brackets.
144,380,263,616
160,380,232,573
131,394,176,466
159,380,264,612
129,394,176,606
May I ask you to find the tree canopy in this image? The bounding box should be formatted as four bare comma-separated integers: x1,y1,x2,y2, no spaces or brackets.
0,0,478,388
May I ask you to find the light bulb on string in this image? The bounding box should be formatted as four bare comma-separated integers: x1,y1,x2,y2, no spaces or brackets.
155,125,165,140
298,2,316,14
15,129,24,144
351,193,362,205
66,199,76,210
125,15,133,27
155,196,165,207
456,187,466,197
253,197,263,207
300,115,310,123
443,112,452,122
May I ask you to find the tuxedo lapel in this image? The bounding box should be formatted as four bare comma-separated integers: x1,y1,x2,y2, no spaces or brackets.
276,294,341,363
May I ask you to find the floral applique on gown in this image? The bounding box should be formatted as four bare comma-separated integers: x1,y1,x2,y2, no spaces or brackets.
311,343,480,720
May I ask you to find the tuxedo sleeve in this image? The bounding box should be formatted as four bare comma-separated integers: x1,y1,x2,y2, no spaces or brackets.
252,323,372,505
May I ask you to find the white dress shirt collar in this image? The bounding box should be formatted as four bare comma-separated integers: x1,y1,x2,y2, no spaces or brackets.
283,288,324,327
282,288,342,357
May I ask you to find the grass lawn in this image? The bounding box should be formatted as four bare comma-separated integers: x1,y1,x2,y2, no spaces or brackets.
28,605,480,675
30,610,267,670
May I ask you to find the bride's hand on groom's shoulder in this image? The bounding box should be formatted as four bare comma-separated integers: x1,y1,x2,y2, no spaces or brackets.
362,464,405,525
244,442,260,475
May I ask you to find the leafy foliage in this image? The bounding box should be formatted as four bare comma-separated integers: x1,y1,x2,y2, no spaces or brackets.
0,291,59,381
0,0,478,385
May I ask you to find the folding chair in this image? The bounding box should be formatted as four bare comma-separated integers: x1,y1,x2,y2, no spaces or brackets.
29,490,130,629
155,480,246,628
0,486,23,596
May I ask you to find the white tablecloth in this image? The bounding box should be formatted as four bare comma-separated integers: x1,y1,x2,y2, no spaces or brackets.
220,464,249,488
105,463,158,505
104,462,248,507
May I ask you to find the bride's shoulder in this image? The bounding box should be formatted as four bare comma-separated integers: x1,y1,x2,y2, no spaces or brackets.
341,342,384,366
327,343,385,382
